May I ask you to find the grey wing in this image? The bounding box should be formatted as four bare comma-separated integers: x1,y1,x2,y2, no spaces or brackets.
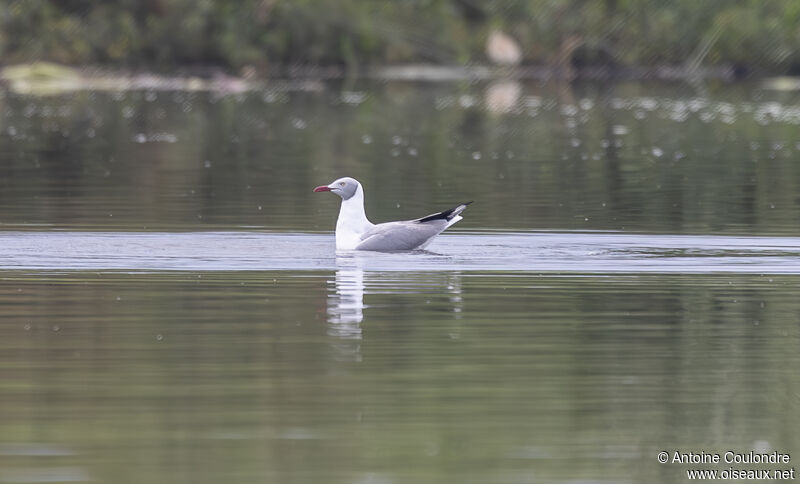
356,220,448,251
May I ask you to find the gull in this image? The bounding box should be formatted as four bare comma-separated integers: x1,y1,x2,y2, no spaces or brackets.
314,177,471,251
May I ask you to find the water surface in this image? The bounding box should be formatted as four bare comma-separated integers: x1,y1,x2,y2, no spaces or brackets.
1,80,800,234
1,265,798,484
1,231,800,273
0,80,799,483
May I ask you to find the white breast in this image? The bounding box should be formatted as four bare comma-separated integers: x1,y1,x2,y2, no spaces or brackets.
334,184,374,250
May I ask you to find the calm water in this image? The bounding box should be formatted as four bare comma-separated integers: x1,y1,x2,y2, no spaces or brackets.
0,80,799,483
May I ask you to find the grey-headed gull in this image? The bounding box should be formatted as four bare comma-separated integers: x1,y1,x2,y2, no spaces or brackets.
314,177,471,251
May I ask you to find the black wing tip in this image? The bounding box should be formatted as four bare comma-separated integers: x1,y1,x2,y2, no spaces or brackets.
417,201,474,223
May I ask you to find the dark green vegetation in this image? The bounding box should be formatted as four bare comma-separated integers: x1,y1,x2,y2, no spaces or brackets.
3,0,800,76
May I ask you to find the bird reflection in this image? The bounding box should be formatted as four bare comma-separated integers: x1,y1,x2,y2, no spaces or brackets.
446,274,463,318
326,255,365,362
327,258,365,338
485,80,521,114
325,253,466,360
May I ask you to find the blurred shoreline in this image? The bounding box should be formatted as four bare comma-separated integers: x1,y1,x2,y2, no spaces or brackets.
0,61,754,96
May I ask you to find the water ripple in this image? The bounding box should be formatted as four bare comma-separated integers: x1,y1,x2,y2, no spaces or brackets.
0,231,799,274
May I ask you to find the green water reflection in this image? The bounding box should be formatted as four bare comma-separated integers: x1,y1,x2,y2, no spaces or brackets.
0,81,799,234
0,271,797,483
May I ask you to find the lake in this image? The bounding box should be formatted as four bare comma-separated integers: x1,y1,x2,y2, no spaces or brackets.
0,79,798,483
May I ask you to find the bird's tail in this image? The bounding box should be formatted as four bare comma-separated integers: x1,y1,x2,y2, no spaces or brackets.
417,201,473,223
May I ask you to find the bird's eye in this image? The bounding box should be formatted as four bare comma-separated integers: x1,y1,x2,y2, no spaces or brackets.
340,182,345,186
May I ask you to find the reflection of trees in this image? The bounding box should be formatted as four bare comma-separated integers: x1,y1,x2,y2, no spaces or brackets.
0,272,797,481
1,82,799,233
